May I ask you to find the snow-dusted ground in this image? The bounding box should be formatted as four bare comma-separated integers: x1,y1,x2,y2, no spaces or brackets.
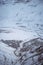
0,0,43,65
0,0,43,37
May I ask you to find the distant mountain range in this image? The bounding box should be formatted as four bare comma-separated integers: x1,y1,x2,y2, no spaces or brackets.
0,0,31,4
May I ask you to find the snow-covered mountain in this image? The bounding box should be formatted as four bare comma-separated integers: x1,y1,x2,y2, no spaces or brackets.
0,0,43,65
